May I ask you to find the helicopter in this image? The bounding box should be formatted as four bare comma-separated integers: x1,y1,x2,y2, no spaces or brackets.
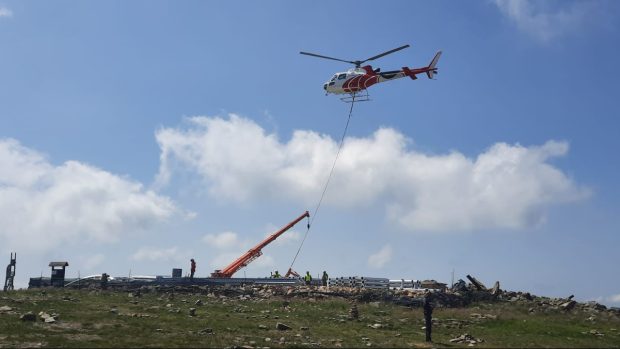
300,44,441,101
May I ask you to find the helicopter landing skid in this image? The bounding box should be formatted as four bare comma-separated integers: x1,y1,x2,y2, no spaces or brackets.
339,91,370,103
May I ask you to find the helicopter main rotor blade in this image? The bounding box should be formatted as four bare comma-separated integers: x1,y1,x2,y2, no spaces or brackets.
299,51,356,65
360,44,410,64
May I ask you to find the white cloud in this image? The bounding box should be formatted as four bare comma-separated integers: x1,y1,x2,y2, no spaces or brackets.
609,294,620,303
131,246,179,262
252,254,276,269
492,0,600,42
79,253,106,272
0,7,12,18
368,245,392,269
273,230,301,246
203,231,240,249
0,138,178,252
209,251,241,270
155,114,589,233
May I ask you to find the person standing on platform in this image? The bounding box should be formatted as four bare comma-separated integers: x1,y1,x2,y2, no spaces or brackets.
321,271,329,286
304,271,312,285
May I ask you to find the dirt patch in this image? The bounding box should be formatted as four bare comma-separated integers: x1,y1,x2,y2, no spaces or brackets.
63,333,103,342
39,321,82,332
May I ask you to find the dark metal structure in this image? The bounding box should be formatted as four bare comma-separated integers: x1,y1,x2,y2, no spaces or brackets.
49,261,69,287
3,253,16,291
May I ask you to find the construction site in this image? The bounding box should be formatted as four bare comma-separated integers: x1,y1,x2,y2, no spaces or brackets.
12,210,449,292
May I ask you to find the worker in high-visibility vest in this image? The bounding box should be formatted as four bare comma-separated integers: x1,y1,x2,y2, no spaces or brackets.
273,270,281,278
304,271,312,285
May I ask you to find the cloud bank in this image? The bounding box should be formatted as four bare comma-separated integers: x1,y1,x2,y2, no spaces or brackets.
131,246,180,262
0,138,178,252
0,7,12,18
493,0,602,42
203,231,241,249
156,114,589,233
368,245,393,269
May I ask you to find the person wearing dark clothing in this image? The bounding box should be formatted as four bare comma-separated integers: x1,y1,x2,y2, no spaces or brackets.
190,259,196,282
101,273,109,290
321,271,329,287
423,291,434,342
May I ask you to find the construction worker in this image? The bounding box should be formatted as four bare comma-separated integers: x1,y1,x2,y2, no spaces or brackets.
190,259,196,282
423,291,434,342
304,271,312,285
273,270,281,278
101,273,109,290
321,270,329,286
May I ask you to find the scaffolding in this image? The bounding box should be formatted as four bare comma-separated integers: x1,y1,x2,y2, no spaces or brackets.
3,253,16,291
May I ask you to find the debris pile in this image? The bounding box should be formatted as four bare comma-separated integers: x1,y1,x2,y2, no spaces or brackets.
38,311,59,323
449,333,484,345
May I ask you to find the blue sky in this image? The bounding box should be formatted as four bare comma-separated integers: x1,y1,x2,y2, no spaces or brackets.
1,1,619,305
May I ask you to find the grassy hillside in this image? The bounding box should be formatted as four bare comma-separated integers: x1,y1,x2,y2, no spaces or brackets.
0,286,618,348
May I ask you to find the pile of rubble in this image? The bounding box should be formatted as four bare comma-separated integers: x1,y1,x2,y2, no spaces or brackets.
449,333,485,345
448,275,620,318
57,279,619,316
11,275,620,316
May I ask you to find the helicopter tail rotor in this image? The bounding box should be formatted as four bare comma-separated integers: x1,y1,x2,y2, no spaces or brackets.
425,51,442,79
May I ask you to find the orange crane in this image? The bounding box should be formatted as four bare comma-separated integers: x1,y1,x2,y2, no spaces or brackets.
210,211,310,278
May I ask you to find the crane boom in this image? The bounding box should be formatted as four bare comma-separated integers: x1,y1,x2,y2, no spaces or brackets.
210,211,310,278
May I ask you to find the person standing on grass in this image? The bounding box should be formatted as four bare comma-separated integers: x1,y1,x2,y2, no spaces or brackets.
190,259,196,282
423,291,434,342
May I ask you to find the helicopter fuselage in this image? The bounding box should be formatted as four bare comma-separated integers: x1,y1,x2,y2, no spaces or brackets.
323,64,431,95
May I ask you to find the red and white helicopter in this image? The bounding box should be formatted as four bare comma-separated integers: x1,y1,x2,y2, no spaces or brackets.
300,44,441,101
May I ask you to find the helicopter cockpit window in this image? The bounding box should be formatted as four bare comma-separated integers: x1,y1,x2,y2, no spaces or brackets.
337,73,347,80
330,75,337,82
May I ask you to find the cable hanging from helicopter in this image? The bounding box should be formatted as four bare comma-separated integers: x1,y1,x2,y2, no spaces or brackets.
286,45,443,273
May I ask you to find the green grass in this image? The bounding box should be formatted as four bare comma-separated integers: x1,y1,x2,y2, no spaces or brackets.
1,288,619,348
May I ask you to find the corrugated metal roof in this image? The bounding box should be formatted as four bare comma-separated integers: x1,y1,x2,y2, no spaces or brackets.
48,261,69,267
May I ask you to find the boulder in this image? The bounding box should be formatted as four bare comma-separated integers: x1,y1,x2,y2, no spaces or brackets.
276,322,292,331
490,281,501,296
560,300,576,311
20,312,36,322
